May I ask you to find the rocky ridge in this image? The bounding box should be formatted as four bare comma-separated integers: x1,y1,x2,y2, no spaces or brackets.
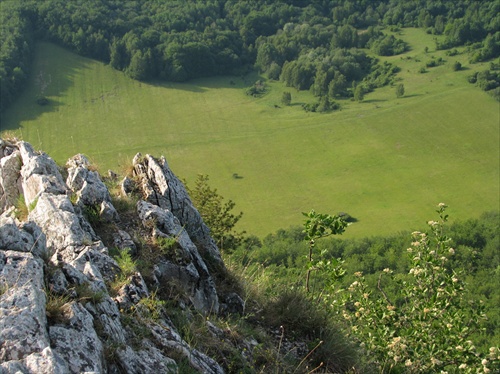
0,139,247,373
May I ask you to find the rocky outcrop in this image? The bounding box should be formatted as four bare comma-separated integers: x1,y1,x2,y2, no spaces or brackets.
0,139,232,373
132,154,222,265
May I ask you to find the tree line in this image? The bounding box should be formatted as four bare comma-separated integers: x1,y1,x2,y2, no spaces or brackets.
1,0,499,112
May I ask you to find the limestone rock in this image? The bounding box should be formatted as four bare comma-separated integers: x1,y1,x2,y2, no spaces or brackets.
49,302,104,374
0,250,49,362
115,344,177,374
18,141,67,207
1,139,253,373
133,154,222,265
29,192,91,254
0,214,47,258
222,292,245,316
113,229,137,253
137,200,219,314
114,272,149,311
0,150,22,212
121,176,136,195
149,323,224,374
66,154,119,223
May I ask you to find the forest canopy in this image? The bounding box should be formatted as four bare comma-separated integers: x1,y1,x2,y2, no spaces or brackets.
1,0,499,112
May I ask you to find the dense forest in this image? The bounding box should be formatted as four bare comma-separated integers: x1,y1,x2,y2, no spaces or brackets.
1,0,499,112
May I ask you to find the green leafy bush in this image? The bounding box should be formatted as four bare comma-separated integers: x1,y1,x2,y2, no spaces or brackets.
342,204,499,373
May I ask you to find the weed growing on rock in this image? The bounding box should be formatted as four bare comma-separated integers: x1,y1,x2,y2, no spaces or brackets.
45,288,72,325
134,290,166,321
14,194,30,221
108,248,137,294
83,203,102,227
0,282,7,296
154,235,178,257
74,283,106,305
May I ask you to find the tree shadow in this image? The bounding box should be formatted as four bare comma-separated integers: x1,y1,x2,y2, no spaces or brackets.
363,99,387,104
0,42,95,132
401,93,423,98
148,70,262,92
148,80,207,93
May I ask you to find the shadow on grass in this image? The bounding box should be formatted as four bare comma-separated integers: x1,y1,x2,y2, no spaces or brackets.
363,99,387,104
148,70,265,93
401,93,423,98
0,42,94,132
148,80,207,93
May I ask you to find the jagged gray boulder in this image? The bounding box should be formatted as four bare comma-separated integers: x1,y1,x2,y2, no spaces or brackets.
0,250,47,361
18,141,67,207
66,153,119,222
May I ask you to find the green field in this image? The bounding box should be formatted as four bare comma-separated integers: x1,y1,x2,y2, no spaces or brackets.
1,29,498,238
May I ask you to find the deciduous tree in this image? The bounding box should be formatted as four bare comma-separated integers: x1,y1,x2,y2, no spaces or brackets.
187,175,244,251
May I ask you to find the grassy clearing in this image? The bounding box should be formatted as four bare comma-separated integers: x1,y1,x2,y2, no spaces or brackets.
1,28,498,238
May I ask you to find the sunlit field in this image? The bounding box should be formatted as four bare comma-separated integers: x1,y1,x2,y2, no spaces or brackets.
1,29,498,238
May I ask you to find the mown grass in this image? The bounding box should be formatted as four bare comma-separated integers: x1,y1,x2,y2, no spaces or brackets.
1,28,498,238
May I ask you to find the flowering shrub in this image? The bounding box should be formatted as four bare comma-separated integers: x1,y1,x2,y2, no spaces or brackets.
342,204,499,373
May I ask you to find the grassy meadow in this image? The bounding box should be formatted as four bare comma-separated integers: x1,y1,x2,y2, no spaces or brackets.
1,28,498,238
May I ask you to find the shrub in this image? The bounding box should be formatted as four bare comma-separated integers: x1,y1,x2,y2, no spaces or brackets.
452,61,462,71
341,204,498,373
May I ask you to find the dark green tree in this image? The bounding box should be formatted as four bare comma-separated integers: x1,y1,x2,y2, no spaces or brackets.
109,38,128,71
395,83,405,98
354,84,365,102
452,61,462,71
126,50,149,80
328,72,347,98
281,91,291,106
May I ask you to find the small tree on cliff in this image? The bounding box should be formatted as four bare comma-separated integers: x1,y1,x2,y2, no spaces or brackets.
187,174,244,251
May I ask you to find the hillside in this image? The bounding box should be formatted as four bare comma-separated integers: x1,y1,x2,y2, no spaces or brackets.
1,31,499,238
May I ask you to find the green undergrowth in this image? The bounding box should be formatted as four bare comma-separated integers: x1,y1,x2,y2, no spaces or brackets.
228,209,500,358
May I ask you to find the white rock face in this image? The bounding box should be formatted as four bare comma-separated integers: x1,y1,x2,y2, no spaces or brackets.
0,139,230,373
133,154,223,265
0,151,22,211
66,154,119,222
0,250,48,361
137,200,220,314
18,141,67,207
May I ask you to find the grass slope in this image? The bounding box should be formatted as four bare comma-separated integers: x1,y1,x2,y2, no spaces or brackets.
1,29,498,238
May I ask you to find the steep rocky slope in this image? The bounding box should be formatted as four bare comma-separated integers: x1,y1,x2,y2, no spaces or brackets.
0,139,246,373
